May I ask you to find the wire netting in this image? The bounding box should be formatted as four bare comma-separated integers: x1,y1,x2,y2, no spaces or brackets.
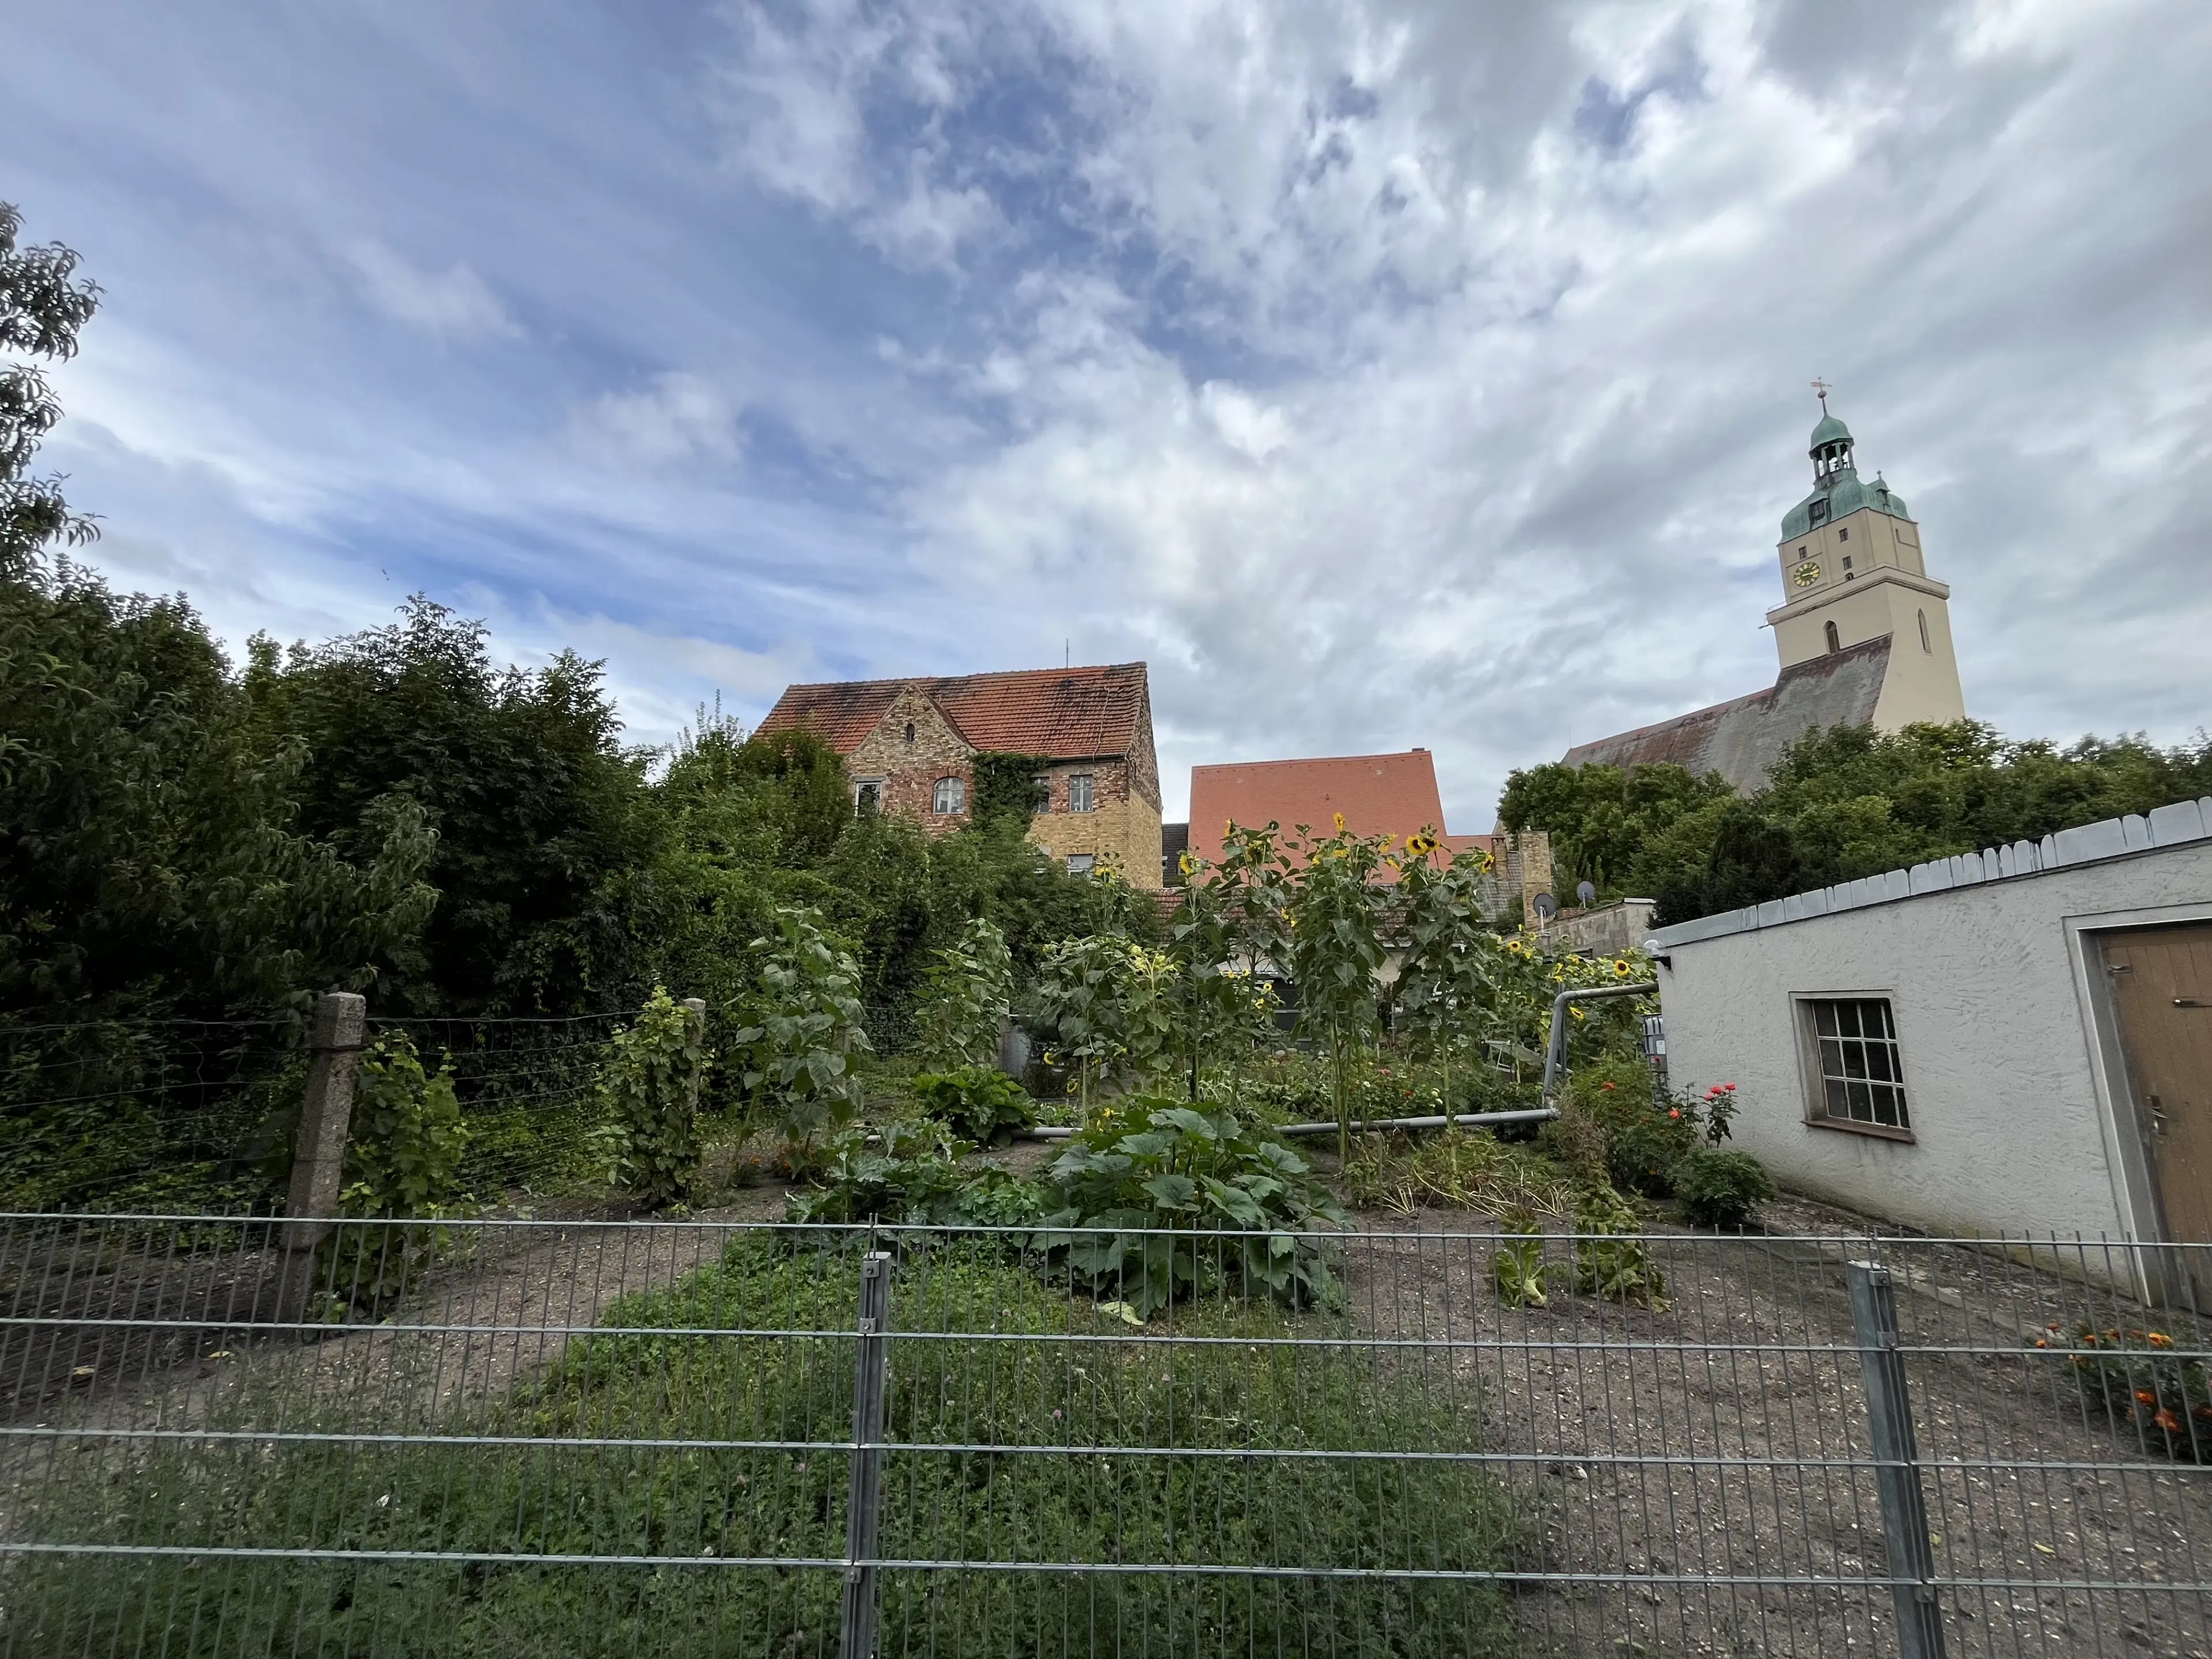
0,1215,2205,1657
0,1023,304,1214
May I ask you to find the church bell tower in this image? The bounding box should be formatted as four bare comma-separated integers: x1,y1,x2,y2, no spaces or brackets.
1763,392,1966,729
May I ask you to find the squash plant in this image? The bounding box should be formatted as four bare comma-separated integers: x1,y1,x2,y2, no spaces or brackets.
593,986,708,1208
1039,1099,1349,1319
729,908,872,1156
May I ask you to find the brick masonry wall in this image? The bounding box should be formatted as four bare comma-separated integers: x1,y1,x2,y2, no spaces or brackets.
847,688,977,833
834,679,1162,881
1027,757,1163,889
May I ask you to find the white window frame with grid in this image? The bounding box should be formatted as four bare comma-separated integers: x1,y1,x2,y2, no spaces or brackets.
1067,773,1094,814
931,775,965,816
1794,993,1914,1137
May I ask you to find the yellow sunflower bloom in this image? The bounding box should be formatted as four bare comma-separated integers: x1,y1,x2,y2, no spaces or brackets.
1178,851,1198,877
1333,812,1346,832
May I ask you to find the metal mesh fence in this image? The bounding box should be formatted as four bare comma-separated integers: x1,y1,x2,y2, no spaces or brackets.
0,1215,2206,1657
0,1024,303,1214
366,1013,643,1200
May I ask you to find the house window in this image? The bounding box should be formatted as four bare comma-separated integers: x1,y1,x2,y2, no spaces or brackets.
1066,853,1095,874
1824,620,1841,653
1808,499,1829,527
1842,555,1853,571
1803,998,1912,1132
904,722,916,745
1918,609,1931,653
854,778,885,815
1837,527,1849,542
1068,773,1095,814
932,776,965,815
1032,774,1052,814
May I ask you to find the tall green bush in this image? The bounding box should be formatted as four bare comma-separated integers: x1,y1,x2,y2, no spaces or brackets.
593,987,708,1207
1284,818,1390,1161
323,1031,471,1310
729,909,872,1152
912,916,1014,1070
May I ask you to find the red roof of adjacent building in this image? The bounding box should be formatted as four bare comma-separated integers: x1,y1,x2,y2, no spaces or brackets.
1187,750,1497,875
756,663,1150,759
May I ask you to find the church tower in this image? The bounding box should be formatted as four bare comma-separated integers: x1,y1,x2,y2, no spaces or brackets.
1763,398,1966,729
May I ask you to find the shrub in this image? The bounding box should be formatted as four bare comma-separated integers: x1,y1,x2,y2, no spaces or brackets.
321,1031,470,1310
729,908,872,1152
1040,1100,1350,1318
1675,1148,1776,1229
910,1065,1033,1144
593,987,707,1208
1492,1207,1548,1309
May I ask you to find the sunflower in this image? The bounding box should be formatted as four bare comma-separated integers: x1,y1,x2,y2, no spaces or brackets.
1613,958,1633,978
1178,851,1198,878
1333,812,1347,831
1406,832,1438,858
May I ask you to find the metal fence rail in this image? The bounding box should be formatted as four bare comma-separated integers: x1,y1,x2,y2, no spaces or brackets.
0,1214,2205,1657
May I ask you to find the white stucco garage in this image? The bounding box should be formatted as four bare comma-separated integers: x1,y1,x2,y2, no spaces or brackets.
1645,798,2212,1270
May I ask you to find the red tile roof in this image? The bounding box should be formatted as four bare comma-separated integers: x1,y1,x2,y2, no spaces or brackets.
1187,750,1498,876
757,662,1150,759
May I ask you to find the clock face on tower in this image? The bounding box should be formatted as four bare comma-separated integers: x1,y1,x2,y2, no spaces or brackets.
1791,559,1822,588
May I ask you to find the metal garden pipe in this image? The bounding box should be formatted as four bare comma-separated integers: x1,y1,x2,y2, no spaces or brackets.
1015,1107,1560,1141
1540,980,1659,1109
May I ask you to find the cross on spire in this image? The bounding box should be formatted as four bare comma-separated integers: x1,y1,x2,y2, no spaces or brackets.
1811,377,1832,412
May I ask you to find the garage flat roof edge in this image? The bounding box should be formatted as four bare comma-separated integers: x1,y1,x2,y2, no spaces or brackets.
1646,796,2212,950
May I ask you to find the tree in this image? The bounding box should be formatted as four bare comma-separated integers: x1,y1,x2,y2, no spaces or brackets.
251,598,661,1014
0,210,438,1028
1,202,101,567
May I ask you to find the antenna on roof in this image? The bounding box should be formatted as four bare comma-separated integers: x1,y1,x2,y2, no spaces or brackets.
1811,377,1832,412
1065,639,1070,669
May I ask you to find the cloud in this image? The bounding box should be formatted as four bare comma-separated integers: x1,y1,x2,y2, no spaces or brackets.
578,372,744,467
5,0,2210,831
344,239,518,339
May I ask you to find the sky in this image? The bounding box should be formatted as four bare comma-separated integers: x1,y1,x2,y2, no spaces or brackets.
4,0,2209,827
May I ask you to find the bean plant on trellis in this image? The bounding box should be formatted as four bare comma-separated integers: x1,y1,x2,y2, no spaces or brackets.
1391,834,1501,1127
323,1030,471,1311
729,908,872,1157
912,916,1014,1071
593,987,709,1208
1284,816,1392,1162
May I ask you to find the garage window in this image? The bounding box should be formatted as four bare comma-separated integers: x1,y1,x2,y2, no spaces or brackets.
1802,997,1912,1132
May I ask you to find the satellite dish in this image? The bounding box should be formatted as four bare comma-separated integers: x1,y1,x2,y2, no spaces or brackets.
1531,891,1558,922
1575,880,1597,907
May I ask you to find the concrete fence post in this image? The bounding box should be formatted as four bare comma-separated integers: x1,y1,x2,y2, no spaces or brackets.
1847,1260,1948,1659
280,992,367,1317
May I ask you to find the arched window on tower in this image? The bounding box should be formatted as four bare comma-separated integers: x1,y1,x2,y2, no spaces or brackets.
1824,620,1841,653
1918,610,1931,654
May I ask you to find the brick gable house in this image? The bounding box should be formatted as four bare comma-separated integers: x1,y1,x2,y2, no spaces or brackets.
756,663,1164,889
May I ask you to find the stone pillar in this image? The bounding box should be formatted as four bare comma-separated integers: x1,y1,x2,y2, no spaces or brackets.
281,991,367,1316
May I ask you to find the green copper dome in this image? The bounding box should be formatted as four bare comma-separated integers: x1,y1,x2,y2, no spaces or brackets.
1809,412,1853,451
1781,405,1910,536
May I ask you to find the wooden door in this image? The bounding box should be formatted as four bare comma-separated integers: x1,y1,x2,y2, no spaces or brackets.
2104,924,2212,1306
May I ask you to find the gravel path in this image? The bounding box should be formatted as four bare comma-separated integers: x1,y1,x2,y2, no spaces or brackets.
1340,1194,2212,1659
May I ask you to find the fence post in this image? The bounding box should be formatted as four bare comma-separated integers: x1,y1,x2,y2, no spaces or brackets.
281,993,368,1317
840,1251,893,1659
1847,1261,1947,1659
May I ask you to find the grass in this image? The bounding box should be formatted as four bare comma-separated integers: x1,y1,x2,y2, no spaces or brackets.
6,1234,1521,1658
1341,1128,1580,1219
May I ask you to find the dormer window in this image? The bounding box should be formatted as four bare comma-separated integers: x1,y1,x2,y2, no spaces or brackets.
1808,499,1829,527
